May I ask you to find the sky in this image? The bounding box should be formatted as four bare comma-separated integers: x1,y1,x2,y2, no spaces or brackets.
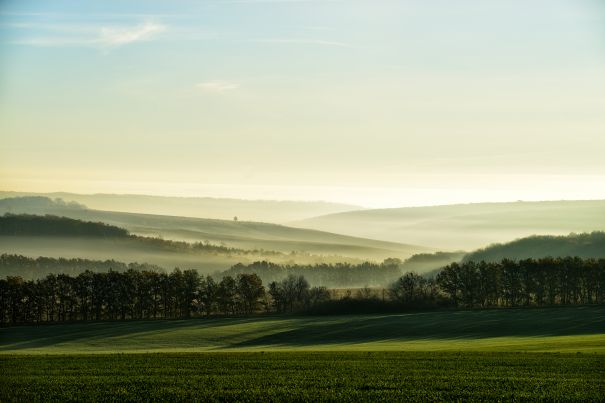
1,0,604,208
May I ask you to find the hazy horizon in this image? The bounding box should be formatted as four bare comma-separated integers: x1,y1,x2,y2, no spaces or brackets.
2,0,605,208
3,188,605,211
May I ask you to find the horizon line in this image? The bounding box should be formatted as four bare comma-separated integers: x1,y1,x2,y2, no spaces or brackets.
2,189,605,211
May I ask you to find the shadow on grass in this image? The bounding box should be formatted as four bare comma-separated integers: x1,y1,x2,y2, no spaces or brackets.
0,306,603,351
228,306,605,348
0,316,267,351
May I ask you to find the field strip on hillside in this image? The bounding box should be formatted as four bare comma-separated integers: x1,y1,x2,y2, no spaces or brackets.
1,306,604,354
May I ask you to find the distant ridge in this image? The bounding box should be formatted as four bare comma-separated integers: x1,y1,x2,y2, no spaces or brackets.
400,231,605,276
0,196,86,213
294,200,605,250
463,231,605,262
0,191,361,223
0,198,428,263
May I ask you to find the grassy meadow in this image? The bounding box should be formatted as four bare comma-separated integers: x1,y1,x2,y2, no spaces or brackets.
2,306,603,354
2,352,603,401
2,306,604,401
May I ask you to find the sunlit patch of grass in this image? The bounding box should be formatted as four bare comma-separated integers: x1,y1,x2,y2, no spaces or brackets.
1,306,603,354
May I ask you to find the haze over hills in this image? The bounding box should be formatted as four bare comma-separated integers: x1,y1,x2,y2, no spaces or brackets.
1,1,604,400
463,232,605,263
0,214,291,276
4,212,605,282
0,191,360,223
0,198,428,262
293,200,605,250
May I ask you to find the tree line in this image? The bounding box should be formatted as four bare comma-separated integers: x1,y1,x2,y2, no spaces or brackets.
435,257,605,308
301,257,605,314
0,269,330,325
0,254,164,278
462,231,605,263
0,254,405,287
1,256,603,325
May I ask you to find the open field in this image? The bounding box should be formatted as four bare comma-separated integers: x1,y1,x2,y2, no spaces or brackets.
2,306,604,354
1,352,603,401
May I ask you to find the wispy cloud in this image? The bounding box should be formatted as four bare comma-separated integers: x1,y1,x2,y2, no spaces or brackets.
252,38,352,48
196,81,240,93
10,21,166,48
99,22,165,46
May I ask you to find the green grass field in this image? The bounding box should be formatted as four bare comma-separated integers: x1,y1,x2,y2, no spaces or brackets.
2,306,604,354
2,306,604,401
1,352,603,401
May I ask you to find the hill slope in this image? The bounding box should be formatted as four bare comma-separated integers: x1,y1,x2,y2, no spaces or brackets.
463,231,605,262
0,214,128,237
294,200,605,250
0,200,429,262
0,214,290,275
0,306,602,354
0,191,361,223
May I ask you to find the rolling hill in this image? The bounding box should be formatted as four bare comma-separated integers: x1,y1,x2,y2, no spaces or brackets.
395,231,605,277
293,200,605,250
0,234,274,277
0,191,360,223
0,199,430,270
463,231,605,262
0,214,286,276
1,306,602,354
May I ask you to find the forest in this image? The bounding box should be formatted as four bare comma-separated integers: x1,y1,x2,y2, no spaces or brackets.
0,254,398,285
0,268,330,324
1,256,603,325
463,231,605,262
0,254,444,288
0,254,164,278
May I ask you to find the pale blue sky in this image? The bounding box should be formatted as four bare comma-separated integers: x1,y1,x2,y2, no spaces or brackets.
1,0,604,207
